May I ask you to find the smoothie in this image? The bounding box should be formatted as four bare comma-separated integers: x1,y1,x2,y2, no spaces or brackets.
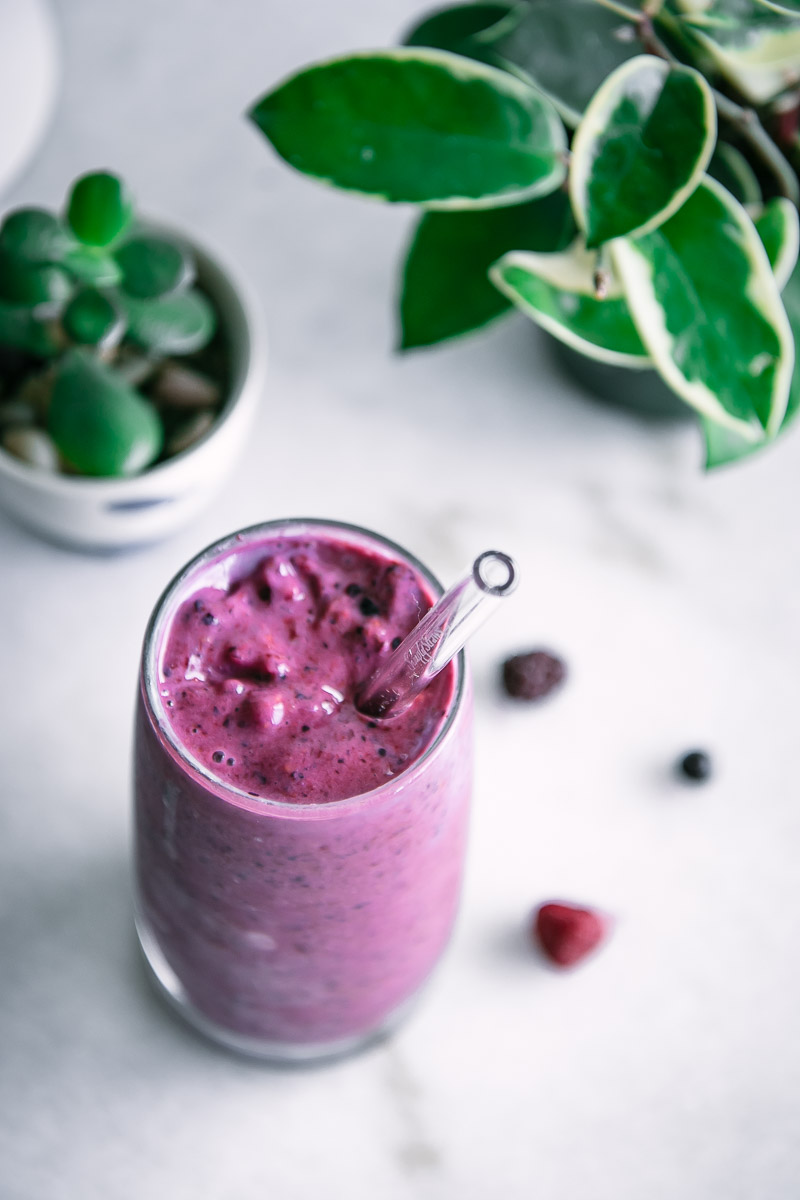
134,519,472,1059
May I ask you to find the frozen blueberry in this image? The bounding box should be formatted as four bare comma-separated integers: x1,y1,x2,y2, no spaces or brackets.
345,583,362,597
201,612,217,626
391,636,402,651
212,751,224,763
502,650,565,701
359,596,381,617
677,750,712,783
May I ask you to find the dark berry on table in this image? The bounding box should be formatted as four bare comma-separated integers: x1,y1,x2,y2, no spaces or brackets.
502,650,565,701
359,595,381,617
533,902,608,968
678,750,712,782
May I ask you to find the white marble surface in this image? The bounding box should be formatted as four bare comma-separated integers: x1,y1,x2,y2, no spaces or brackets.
2,3,800,1198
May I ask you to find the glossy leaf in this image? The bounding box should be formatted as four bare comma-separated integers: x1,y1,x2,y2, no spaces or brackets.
570,57,716,248
400,189,576,349
682,0,800,103
700,415,766,468
708,142,762,206
63,245,123,288
0,251,72,306
755,0,800,12
124,288,216,354
492,0,640,126
754,197,799,289
0,303,60,356
249,49,567,209
62,288,125,347
402,2,522,61
115,235,192,299
490,240,651,366
611,177,793,442
48,350,163,477
778,256,800,429
0,209,74,264
66,172,134,248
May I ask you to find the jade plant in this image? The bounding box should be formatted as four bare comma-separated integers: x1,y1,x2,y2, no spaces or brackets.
0,171,222,477
249,0,800,467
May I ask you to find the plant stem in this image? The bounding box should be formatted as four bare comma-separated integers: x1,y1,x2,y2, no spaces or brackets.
638,12,800,205
713,91,800,204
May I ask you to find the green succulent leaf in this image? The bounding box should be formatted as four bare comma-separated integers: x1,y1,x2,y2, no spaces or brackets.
63,245,123,288
707,142,762,206
62,288,125,347
699,414,766,467
400,188,577,349
0,302,60,356
490,239,651,366
48,350,163,477
66,172,134,248
124,288,216,354
492,0,641,126
0,209,74,264
610,176,793,445
115,235,192,299
0,250,72,306
249,49,567,209
402,2,522,61
754,196,799,289
570,56,716,248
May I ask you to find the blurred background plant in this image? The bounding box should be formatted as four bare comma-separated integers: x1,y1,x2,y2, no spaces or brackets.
250,0,800,469
0,170,223,478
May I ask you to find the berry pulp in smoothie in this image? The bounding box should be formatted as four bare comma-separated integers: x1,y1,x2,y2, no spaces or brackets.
134,521,472,1057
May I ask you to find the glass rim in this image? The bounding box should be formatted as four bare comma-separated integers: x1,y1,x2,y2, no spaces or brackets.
141,517,467,819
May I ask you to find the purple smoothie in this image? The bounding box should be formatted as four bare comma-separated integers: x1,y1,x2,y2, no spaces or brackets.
133,520,472,1058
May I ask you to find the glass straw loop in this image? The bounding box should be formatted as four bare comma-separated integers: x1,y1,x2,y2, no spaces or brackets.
357,550,517,720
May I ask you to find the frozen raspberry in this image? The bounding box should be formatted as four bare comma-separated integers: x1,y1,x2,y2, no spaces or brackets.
533,902,608,967
502,650,565,700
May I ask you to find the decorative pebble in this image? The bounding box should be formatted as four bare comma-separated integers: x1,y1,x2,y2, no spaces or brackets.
2,426,60,471
114,348,161,387
533,902,609,968
16,369,55,418
166,409,215,456
677,749,712,783
0,401,37,428
154,361,221,409
502,649,566,701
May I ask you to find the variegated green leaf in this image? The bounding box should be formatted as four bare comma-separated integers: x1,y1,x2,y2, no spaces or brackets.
402,2,523,61
755,0,800,13
679,0,800,103
708,142,762,206
778,256,800,428
611,176,793,442
570,56,716,248
400,188,576,348
754,197,800,288
249,49,567,210
490,239,651,366
491,0,641,127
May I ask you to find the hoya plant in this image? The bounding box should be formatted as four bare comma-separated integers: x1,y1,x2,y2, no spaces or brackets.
0,171,221,477
249,0,800,467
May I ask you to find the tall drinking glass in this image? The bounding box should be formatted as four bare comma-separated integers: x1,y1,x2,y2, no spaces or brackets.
133,519,472,1062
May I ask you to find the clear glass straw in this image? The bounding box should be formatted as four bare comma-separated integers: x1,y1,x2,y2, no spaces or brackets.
357,550,518,720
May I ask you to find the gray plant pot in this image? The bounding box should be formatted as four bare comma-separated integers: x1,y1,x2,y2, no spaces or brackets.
549,338,691,421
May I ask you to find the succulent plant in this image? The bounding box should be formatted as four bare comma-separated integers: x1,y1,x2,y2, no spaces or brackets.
0,171,220,477
250,0,800,468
